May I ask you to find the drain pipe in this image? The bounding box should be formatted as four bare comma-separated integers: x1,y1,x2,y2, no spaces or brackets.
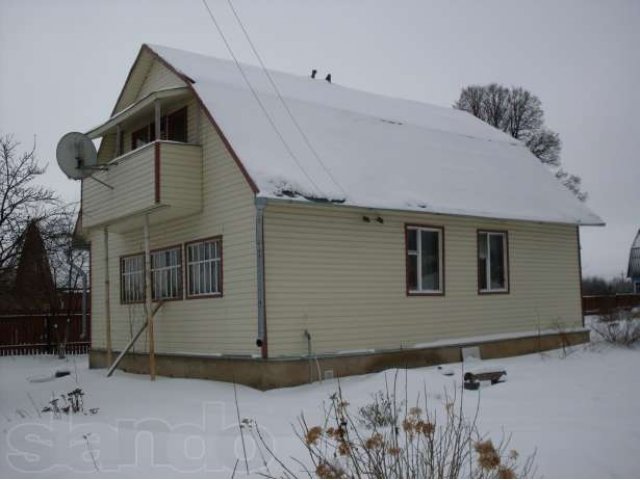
304,329,322,383
255,197,267,358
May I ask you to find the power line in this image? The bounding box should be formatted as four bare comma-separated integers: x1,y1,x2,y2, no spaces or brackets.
225,0,347,198
200,0,322,196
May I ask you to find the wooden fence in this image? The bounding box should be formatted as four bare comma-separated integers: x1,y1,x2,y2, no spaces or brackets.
582,294,640,315
0,312,90,356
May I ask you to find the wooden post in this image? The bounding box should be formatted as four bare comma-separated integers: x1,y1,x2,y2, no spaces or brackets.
144,214,156,380
104,227,112,366
154,100,161,141
195,104,201,143
115,125,121,158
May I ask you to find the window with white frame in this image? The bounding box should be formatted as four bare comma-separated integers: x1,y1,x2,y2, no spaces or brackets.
121,254,145,304
151,246,182,300
478,231,508,293
406,226,443,294
186,238,222,297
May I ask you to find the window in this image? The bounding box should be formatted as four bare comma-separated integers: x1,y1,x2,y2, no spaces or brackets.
151,246,182,300
635,281,640,294
131,124,153,150
478,231,509,293
121,254,144,304
164,107,188,143
186,238,222,297
406,226,444,294
130,107,188,150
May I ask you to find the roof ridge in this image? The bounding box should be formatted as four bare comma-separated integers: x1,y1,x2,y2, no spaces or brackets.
146,44,493,123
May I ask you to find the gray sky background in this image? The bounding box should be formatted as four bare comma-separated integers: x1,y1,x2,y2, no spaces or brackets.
1,0,638,279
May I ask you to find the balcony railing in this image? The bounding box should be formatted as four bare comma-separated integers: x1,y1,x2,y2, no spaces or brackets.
81,141,202,231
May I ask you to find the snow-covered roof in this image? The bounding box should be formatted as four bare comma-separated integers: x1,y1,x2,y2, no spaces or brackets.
146,44,603,226
628,230,640,278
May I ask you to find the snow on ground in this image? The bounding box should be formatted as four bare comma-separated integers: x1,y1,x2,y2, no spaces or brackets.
1,336,639,478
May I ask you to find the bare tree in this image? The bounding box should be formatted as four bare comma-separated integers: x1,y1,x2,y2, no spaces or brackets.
45,210,89,356
454,84,586,200
525,129,561,166
555,169,587,202
482,83,510,130
0,133,59,268
583,273,633,295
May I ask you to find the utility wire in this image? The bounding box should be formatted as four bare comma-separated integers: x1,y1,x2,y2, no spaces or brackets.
200,0,322,196
225,0,347,198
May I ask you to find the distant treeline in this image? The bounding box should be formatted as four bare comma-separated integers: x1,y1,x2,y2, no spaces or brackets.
582,274,634,295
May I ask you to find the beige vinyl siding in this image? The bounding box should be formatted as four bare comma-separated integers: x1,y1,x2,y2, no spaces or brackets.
89,110,258,356
82,144,156,229
135,60,184,101
97,133,117,164
263,203,582,357
112,51,155,114
160,143,202,211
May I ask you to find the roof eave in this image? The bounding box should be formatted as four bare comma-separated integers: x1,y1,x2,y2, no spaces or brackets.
257,195,605,227
86,87,190,139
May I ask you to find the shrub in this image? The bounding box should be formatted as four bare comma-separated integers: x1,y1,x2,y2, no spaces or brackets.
358,390,401,429
247,379,535,478
591,309,640,346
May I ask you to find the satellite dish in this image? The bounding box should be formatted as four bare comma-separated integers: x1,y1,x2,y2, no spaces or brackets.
56,132,97,180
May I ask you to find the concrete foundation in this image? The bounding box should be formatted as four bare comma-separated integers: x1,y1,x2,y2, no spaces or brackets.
90,330,589,390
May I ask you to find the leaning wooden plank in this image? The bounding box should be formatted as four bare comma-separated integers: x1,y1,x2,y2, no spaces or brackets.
106,301,163,378
106,321,148,377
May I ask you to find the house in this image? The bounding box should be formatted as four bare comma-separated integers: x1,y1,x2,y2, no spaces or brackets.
628,229,640,294
0,221,55,313
77,44,603,388
0,221,89,355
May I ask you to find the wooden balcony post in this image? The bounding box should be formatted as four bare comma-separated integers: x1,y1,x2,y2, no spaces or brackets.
154,100,161,141
144,214,156,380
103,227,112,366
115,125,121,158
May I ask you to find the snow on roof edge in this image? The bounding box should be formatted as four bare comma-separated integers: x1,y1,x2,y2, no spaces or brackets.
259,195,606,227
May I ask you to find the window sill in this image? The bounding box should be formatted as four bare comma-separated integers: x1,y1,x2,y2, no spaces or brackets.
152,296,183,303
185,293,223,300
478,289,509,295
407,290,444,297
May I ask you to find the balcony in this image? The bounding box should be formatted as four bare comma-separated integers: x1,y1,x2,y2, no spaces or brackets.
81,141,202,232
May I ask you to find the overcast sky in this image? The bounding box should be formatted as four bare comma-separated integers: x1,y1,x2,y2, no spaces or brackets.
1,0,638,279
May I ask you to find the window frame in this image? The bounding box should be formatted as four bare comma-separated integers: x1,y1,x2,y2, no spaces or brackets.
164,106,188,143
131,123,154,150
129,106,189,151
185,236,223,300
477,230,510,295
150,244,183,302
405,224,445,296
120,252,145,305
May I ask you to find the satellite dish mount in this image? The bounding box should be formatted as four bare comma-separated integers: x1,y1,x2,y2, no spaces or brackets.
56,132,113,189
